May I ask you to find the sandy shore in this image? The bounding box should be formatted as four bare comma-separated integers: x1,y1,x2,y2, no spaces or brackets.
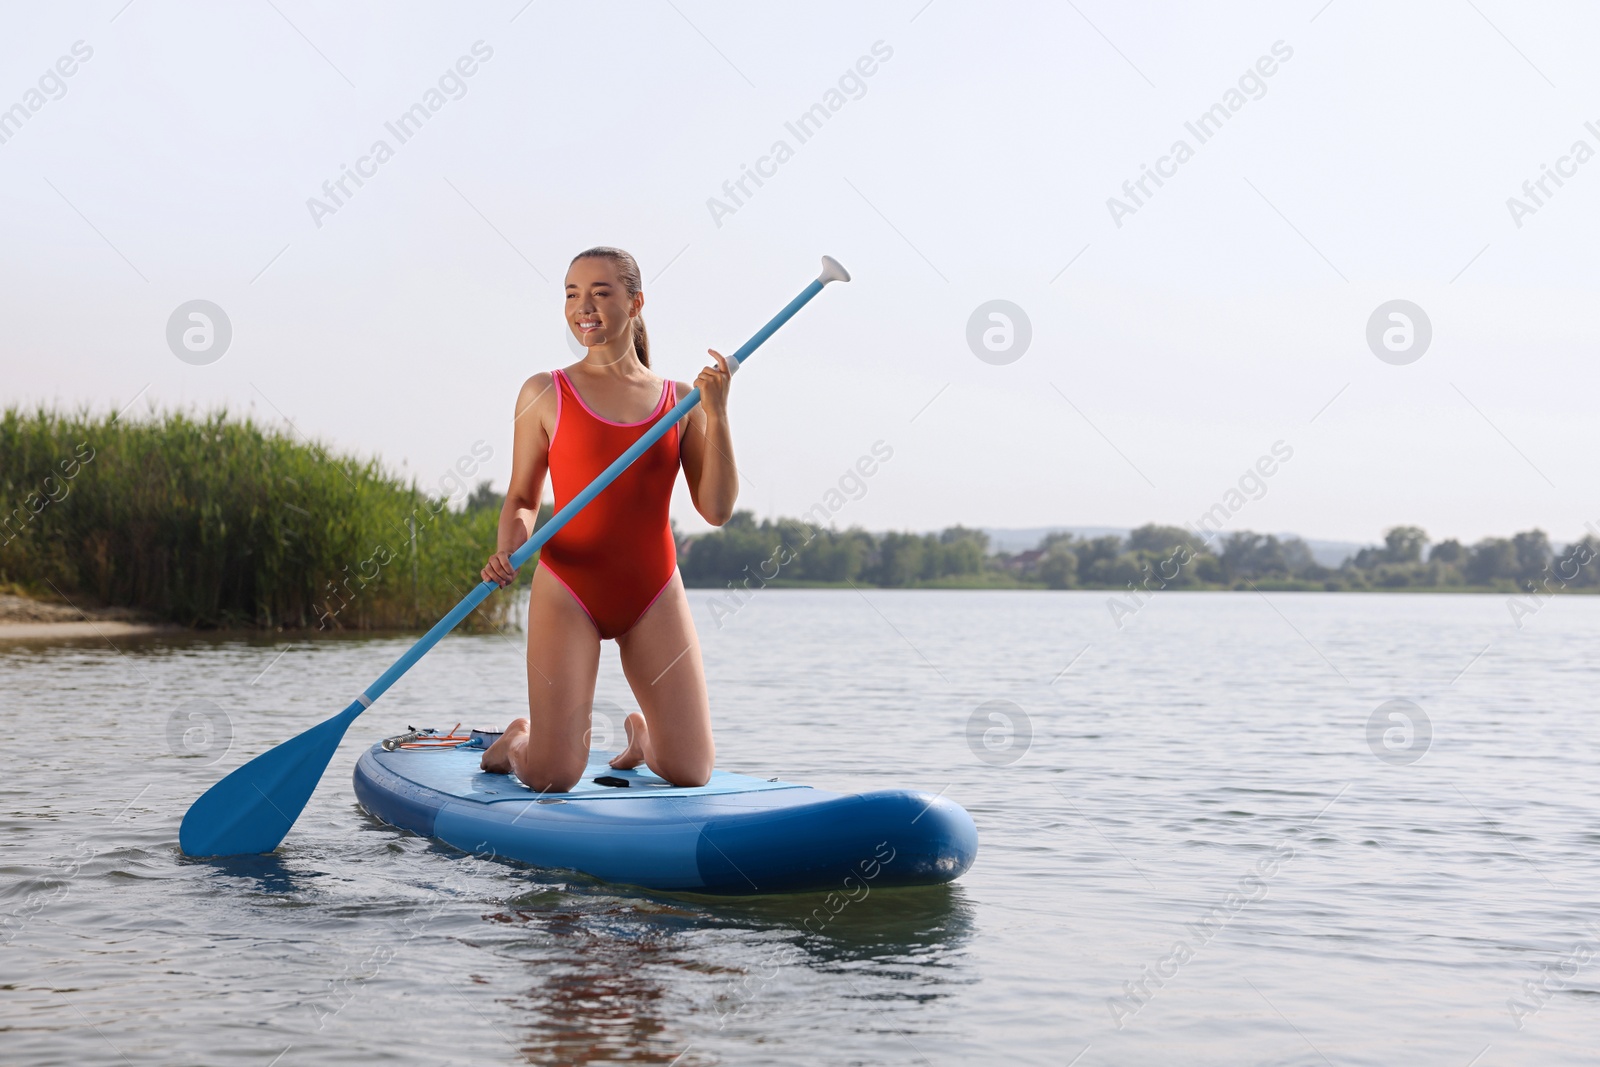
0,593,178,641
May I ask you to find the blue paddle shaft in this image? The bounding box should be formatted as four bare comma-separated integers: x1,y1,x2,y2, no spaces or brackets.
355,276,829,710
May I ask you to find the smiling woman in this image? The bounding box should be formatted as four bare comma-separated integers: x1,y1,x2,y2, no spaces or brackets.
476,245,744,794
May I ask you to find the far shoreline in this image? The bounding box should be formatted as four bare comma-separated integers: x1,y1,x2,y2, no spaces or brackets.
0,584,1553,644
0,619,182,641
682,580,1546,595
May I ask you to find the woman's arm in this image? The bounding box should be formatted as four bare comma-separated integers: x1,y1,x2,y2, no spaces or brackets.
482,373,554,586
679,349,738,526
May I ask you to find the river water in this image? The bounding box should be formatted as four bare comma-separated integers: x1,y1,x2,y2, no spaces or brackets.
2,590,1597,1065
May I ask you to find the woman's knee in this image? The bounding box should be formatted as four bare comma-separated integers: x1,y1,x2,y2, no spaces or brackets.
653,753,714,789
511,748,586,794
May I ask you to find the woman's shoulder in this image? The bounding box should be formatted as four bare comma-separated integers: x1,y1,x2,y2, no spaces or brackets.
514,372,559,415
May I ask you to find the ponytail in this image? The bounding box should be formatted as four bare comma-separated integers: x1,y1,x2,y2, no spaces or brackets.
570,246,650,368
632,316,650,368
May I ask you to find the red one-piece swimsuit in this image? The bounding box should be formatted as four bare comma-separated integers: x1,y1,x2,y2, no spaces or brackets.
538,368,682,639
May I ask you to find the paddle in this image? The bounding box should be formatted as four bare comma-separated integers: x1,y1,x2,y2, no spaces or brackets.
179,256,852,857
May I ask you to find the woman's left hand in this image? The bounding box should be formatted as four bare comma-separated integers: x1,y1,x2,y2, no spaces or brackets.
695,349,732,421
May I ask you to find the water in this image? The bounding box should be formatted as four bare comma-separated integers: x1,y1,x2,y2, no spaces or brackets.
3,589,1598,1066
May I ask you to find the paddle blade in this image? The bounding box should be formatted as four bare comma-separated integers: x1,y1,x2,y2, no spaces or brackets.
179,704,361,857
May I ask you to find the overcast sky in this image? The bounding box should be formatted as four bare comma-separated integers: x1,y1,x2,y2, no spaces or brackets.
4,1,1597,546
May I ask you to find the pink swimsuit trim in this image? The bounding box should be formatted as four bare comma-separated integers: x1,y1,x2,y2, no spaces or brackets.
553,369,671,428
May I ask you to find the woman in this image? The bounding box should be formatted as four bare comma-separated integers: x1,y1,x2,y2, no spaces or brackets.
478,246,737,793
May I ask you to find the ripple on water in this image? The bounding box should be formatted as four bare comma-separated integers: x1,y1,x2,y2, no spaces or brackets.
3,592,1599,1064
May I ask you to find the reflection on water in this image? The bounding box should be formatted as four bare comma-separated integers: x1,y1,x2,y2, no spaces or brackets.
5,591,1600,1064
489,907,693,1067
440,851,975,1065
183,851,329,897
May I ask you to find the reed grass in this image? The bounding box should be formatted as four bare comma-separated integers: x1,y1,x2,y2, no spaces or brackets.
0,407,519,631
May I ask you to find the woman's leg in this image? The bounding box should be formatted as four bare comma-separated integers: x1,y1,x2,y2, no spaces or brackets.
479,564,601,793
611,571,714,787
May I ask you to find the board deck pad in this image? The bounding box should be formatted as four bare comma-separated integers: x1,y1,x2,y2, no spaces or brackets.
378,745,809,804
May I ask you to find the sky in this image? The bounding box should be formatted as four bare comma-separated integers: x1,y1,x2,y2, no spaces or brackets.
3,0,1597,547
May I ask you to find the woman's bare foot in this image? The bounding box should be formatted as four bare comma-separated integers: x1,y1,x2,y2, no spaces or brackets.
607,711,648,770
480,718,527,774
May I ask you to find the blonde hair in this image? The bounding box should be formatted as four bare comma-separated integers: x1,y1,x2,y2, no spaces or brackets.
570,246,649,368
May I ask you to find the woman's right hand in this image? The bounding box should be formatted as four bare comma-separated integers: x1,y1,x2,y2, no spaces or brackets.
482,550,518,588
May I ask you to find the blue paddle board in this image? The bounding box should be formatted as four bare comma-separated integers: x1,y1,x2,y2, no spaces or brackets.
353,734,978,895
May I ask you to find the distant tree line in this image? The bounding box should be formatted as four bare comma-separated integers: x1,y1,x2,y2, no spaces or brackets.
679,513,1599,593
1025,523,1597,593
679,513,995,588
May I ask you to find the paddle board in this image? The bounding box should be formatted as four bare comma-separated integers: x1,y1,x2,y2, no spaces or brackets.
353,732,978,895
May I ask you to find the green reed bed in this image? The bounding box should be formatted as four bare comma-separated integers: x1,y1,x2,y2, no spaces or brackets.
0,407,518,631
